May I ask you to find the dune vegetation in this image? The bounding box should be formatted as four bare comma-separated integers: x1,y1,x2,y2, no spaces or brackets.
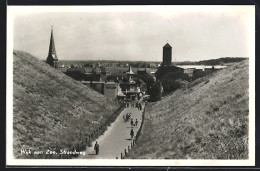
128,60,249,159
13,50,120,159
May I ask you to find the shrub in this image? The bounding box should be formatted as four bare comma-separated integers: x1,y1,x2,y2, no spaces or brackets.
192,70,215,81
159,72,190,93
161,80,181,92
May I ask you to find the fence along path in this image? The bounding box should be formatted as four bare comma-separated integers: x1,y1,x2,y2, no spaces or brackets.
78,101,145,159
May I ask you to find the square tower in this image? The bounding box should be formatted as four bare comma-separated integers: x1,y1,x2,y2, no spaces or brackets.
162,43,172,66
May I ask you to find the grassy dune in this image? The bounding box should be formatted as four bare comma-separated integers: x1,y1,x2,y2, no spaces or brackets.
13,51,119,158
128,60,249,159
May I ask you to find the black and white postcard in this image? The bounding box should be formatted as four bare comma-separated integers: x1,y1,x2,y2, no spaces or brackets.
6,5,255,166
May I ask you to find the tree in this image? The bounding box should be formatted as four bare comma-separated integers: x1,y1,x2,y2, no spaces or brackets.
160,71,189,93
149,81,162,102
133,78,147,92
135,73,155,94
155,65,184,80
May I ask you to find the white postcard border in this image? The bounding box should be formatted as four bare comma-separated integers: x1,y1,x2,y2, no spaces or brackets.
6,5,255,166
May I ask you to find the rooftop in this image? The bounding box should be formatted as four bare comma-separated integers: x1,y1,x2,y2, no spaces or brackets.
126,66,134,75
163,43,172,48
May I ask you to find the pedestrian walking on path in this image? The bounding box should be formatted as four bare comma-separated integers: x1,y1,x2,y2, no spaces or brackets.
80,101,146,159
130,128,134,139
131,119,134,127
94,141,99,155
135,119,138,127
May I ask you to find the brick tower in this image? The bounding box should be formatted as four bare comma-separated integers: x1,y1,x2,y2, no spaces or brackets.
162,43,172,66
46,26,58,68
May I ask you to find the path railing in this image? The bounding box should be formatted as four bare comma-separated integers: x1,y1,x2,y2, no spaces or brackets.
60,104,125,159
117,102,147,159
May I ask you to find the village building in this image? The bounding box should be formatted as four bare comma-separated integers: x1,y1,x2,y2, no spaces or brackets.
183,68,195,77
80,66,141,100
137,68,154,77
67,67,88,74
100,67,110,75
93,67,102,74
46,26,58,68
136,69,147,75
84,68,93,75
104,82,123,100
81,80,105,94
176,65,227,77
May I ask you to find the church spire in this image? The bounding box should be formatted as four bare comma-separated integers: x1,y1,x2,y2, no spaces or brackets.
46,26,58,68
48,26,57,58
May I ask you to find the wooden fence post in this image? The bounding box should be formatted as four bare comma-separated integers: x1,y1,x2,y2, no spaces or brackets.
125,149,127,157
121,152,123,159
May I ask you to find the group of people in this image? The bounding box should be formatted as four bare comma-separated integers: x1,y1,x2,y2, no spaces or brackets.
129,115,138,140
125,102,136,108
93,118,138,155
123,113,132,122
124,101,142,110
93,100,143,156
136,102,142,110
130,118,138,127
123,114,139,127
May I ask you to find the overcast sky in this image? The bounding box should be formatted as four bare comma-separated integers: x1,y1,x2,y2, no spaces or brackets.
11,6,254,62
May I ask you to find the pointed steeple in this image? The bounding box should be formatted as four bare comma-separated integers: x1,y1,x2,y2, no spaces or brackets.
46,26,58,68
126,66,134,75
48,26,57,59
126,66,134,81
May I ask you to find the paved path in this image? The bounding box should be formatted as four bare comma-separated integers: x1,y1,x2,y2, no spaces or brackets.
78,102,144,159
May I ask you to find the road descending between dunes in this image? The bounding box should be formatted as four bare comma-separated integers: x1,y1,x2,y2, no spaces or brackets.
78,102,145,159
